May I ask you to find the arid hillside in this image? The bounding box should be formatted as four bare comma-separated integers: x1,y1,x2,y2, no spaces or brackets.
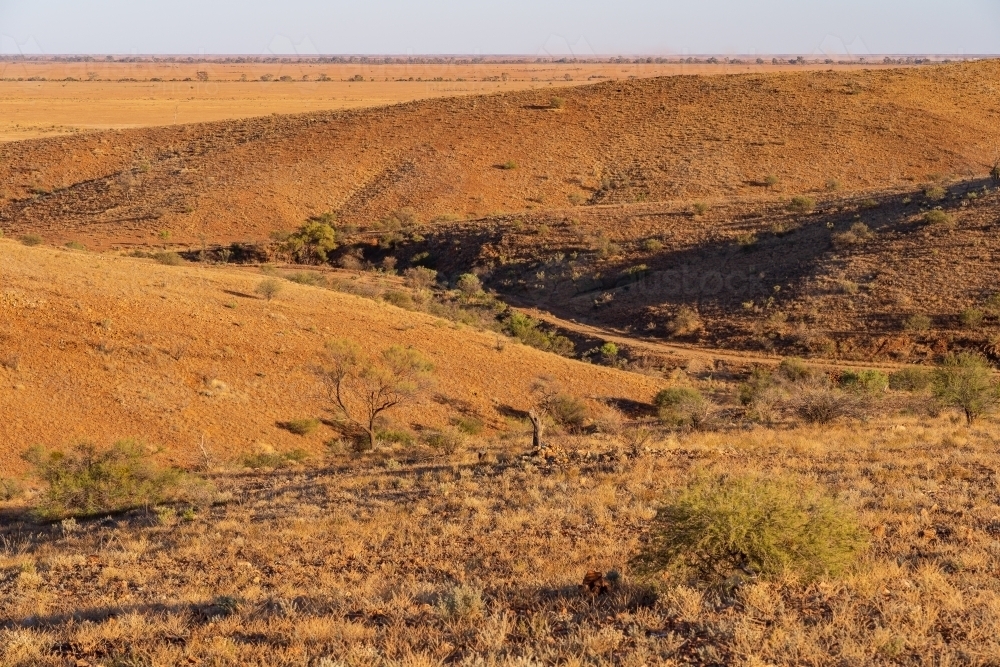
1,61,998,249
0,239,663,475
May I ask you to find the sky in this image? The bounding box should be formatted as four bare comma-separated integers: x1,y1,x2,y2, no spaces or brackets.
1,0,998,57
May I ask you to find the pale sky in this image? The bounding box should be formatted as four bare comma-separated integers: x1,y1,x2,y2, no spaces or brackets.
1,0,998,56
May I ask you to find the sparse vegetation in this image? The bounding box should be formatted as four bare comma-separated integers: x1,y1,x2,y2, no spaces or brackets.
889,367,932,392
932,352,999,425
403,266,438,290
839,369,889,394
254,278,283,301
279,418,320,436
787,195,816,214
319,339,433,451
654,386,714,429
923,209,952,226
500,160,518,170
666,305,703,337
904,313,932,332
153,251,183,266
20,234,42,246
692,201,709,216
925,186,947,201
22,441,188,520
503,312,574,356
960,307,984,329
633,474,866,587
549,96,566,109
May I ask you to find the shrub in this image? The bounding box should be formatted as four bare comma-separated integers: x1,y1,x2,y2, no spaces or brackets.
285,271,325,286
65,241,86,251
500,160,518,170
792,383,855,424
642,238,663,252
456,273,483,296
20,235,42,246
280,418,320,436
153,251,183,266
787,196,816,214
599,342,619,363
667,306,703,337
932,352,999,425
255,278,283,301
632,474,867,586
23,441,184,520
425,429,466,454
376,428,415,446
839,369,889,394
549,96,566,109
960,308,984,329
280,219,339,263
923,210,952,226
763,175,779,188
437,584,485,620
383,290,415,309
692,202,709,216
889,367,933,392
925,186,947,201
904,313,932,332
655,386,713,429
403,266,438,290
503,312,575,356
547,393,589,432
454,416,483,435
777,357,812,382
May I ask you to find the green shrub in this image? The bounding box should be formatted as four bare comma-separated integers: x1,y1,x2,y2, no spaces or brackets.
153,251,183,266
925,186,947,201
777,357,812,382
904,313,932,332
280,219,339,263
255,278,283,301
243,448,308,469
376,428,415,446
403,266,438,290
960,308,984,329
285,271,326,286
437,584,484,620
655,386,712,429
383,290,415,309
456,273,483,296
738,368,775,406
889,367,933,392
642,238,663,252
23,441,184,520
548,393,589,431
923,209,952,226
787,196,816,214
454,416,484,435
839,369,889,394
20,235,42,247
933,352,1000,425
424,429,465,454
500,160,518,170
763,175,779,188
280,418,320,436
692,202,709,216
503,312,575,356
632,474,867,586
599,342,619,363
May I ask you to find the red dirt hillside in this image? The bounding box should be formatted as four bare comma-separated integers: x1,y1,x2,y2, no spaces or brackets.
1,61,999,248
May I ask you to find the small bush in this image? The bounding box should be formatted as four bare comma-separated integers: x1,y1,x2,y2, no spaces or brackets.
383,290,415,309
20,235,42,246
424,429,466,455
667,306,703,337
255,278,283,301
923,210,952,226
933,352,1000,425
376,428,415,446
959,308,984,329
763,175,779,188
787,196,816,214
792,383,855,424
548,393,589,432
839,369,889,394
655,386,713,429
925,186,947,201
777,357,812,382
549,96,566,109
454,416,484,435
403,266,438,290
65,241,86,251
692,202,709,216
642,238,663,252
280,418,320,436
154,251,183,266
285,271,325,286
23,441,185,520
456,273,483,296
904,313,932,332
437,584,485,620
632,474,867,586
889,367,933,392
504,312,575,356
500,160,518,170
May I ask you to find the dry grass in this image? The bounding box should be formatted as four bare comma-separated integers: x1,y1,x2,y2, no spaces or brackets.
3,413,1000,665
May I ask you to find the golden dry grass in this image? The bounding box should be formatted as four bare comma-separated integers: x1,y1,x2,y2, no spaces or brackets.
3,414,1000,665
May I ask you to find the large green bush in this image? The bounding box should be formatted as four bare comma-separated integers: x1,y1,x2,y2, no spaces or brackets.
933,352,1000,425
655,386,712,429
504,312,574,356
632,474,867,587
23,441,185,520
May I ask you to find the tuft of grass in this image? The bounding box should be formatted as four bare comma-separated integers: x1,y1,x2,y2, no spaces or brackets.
692,201,710,216
500,160,518,170
959,308,984,329
20,235,42,247
549,96,566,109
923,209,952,227
23,441,187,520
454,416,484,436
64,241,86,251
642,238,663,252
763,175,779,188
632,474,867,587
925,186,947,201
280,418,320,436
